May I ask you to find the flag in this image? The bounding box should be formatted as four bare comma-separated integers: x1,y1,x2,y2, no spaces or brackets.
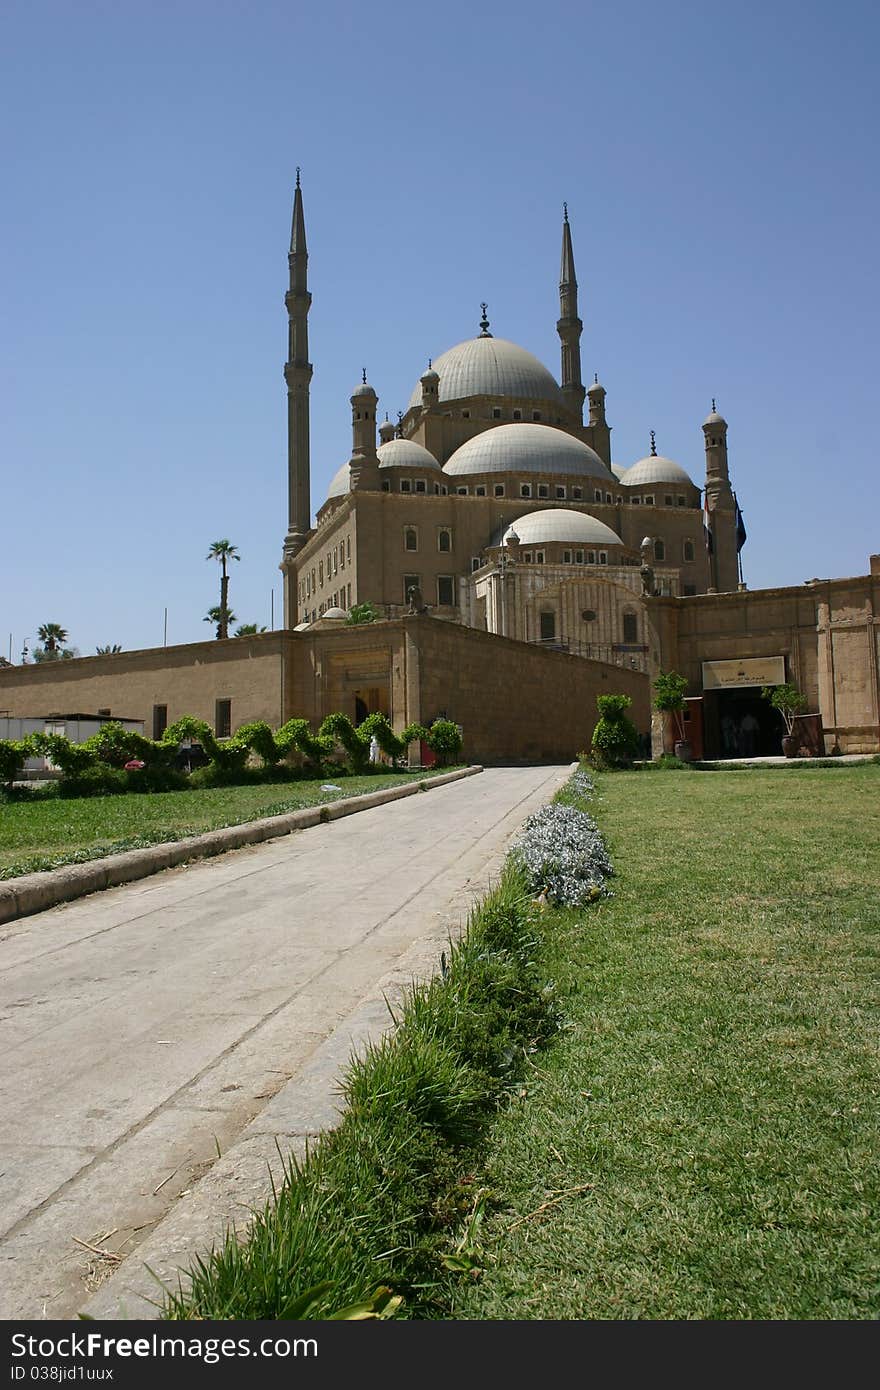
734,493,747,552
703,494,714,554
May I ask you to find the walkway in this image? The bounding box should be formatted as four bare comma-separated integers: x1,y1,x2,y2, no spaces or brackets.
0,763,570,1320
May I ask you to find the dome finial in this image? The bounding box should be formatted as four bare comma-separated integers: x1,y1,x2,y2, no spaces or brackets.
362,367,367,385
712,397,716,413
650,430,657,457
563,201,568,224
594,372,598,384
479,303,492,337
295,166,300,189
428,357,432,369
396,410,403,438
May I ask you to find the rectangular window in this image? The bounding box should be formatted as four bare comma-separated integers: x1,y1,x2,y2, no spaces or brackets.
575,549,584,564
462,409,470,419
677,495,686,507
562,550,572,564
513,408,522,421
587,550,595,564
215,699,232,739
539,611,556,641
520,483,532,498
599,551,608,564
347,582,352,605
494,484,505,497
572,487,582,500
623,613,638,643
340,544,345,569
664,494,673,507
404,527,418,551
381,479,391,492
492,407,502,419
645,495,655,506
437,575,455,605
538,483,549,498
456,486,469,495
555,485,566,499
404,573,420,602
532,411,541,421
471,556,482,572
347,537,351,561
683,539,695,562
415,479,426,493
475,485,486,496
631,497,641,505
333,548,338,574
594,489,602,502
535,551,545,564
319,560,324,583
152,704,168,740
605,492,613,504
400,478,412,493
523,552,533,563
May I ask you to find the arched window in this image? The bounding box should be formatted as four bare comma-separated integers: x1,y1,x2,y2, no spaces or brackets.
622,611,638,643
654,539,665,562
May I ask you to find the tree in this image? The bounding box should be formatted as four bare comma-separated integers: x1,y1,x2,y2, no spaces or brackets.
206,540,240,640
652,669,688,743
346,601,380,625
96,644,123,655
590,693,640,769
37,623,67,654
205,605,237,639
34,623,76,661
234,623,267,636
761,682,807,735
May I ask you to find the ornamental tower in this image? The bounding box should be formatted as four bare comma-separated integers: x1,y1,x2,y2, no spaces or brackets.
281,171,312,623
557,204,586,423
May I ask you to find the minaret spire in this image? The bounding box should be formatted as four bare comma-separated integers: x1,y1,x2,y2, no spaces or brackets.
281,171,314,621
557,204,585,423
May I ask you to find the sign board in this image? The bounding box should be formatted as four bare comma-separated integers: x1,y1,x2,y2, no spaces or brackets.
701,656,786,691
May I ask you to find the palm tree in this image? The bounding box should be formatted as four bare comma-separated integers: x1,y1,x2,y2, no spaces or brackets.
206,540,240,640
234,623,267,636
204,605,237,639
37,622,68,655
96,644,123,655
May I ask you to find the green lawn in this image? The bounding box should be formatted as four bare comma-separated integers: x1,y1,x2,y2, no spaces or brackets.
0,772,429,879
448,762,880,1320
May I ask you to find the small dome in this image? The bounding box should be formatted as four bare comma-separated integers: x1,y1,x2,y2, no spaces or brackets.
587,378,606,395
325,460,352,499
351,380,376,399
377,438,442,471
421,366,440,383
703,409,727,428
623,455,696,488
322,607,348,620
408,336,562,409
503,508,623,548
445,422,609,479
293,621,311,631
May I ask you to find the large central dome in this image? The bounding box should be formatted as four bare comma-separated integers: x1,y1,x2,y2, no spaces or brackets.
444,423,610,479
408,336,563,409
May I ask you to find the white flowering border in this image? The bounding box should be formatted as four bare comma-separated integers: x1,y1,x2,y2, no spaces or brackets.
509,767,613,907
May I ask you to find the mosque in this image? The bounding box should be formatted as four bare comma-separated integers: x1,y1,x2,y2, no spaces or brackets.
1,180,877,762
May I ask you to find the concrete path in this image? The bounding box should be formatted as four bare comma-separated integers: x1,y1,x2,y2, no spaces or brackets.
0,763,570,1320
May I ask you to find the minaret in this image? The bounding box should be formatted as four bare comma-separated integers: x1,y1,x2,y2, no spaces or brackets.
281,170,312,574
557,204,586,423
702,401,737,592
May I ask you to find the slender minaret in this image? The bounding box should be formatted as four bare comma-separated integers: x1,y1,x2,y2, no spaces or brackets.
348,371,381,491
702,401,737,592
281,170,312,569
557,204,586,423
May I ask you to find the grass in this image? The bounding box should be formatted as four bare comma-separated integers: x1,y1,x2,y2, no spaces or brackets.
162,869,559,1320
445,762,880,1319
0,771,436,879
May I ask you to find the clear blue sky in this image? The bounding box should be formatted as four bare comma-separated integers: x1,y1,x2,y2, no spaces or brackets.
2,0,877,660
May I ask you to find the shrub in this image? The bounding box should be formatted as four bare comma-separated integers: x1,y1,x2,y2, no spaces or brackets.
58,765,129,797
510,801,613,906
761,681,808,734
590,693,639,769
652,669,688,744
426,719,463,767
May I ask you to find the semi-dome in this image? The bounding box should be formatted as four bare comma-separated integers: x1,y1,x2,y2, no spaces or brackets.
622,455,696,488
444,422,609,479
503,508,623,548
377,438,441,471
325,438,442,500
407,336,562,409
321,606,348,620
